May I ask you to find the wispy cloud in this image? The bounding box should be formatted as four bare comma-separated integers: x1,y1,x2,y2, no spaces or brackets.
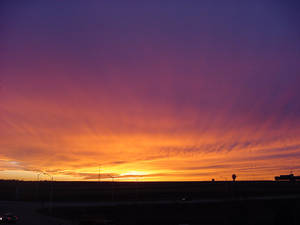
1,1,300,180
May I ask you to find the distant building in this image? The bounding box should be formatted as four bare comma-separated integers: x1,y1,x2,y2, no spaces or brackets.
274,174,300,182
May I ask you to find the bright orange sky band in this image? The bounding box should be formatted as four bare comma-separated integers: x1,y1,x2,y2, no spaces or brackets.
1,1,300,181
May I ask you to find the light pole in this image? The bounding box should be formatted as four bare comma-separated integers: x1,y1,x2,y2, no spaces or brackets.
43,172,54,215
36,172,43,202
98,165,101,183
36,172,54,214
136,178,139,201
111,175,114,202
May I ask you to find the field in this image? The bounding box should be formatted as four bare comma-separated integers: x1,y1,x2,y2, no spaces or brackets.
1,180,300,224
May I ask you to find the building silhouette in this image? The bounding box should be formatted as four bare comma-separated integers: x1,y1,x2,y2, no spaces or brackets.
274,174,300,182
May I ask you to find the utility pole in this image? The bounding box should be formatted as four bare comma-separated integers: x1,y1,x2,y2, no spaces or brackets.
36,172,42,202
111,176,114,202
15,180,19,201
39,172,54,215
98,165,101,182
136,178,139,201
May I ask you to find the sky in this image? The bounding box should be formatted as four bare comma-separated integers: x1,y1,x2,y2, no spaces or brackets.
1,0,300,181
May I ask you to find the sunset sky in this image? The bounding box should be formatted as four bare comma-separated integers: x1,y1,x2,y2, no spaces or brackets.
1,1,300,181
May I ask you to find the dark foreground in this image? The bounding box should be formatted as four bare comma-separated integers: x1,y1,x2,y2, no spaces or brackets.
45,197,300,225
1,180,300,225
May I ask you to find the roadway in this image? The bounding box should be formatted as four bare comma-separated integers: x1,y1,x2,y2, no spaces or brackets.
0,194,299,225
0,201,74,225
48,194,300,207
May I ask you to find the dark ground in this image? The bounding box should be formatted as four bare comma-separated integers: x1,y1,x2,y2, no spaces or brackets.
2,180,300,202
45,198,300,225
1,180,300,225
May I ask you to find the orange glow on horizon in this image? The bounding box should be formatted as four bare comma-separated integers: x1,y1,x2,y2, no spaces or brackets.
1,1,300,182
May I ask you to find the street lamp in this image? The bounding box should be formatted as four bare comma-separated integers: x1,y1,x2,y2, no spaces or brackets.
36,172,54,214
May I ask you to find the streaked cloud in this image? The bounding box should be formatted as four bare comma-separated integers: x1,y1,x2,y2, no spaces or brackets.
1,1,300,180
